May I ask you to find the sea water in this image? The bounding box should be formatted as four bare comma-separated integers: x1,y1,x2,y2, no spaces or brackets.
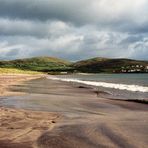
48,73,148,100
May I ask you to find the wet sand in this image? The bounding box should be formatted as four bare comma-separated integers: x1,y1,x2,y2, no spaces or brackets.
0,76,148,148
0,75,60,148
0,74,45,96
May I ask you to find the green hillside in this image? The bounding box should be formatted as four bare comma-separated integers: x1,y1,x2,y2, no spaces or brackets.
73,57,148,73
0,57,73,72
0,56,148,73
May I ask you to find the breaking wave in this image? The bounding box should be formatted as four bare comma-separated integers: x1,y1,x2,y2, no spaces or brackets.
47,76,148,93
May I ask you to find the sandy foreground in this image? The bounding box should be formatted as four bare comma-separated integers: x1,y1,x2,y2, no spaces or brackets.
0,74,148,148
0,74,45,96
0,74,60,148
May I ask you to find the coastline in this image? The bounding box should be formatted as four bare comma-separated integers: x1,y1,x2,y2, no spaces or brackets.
0,74,45,96
0,74,148,148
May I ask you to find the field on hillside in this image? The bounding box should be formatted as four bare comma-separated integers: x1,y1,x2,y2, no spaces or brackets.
0,57,73,73
0,56,148,73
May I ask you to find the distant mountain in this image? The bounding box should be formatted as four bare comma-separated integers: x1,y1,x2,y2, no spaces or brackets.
0,56,148,73
0,56,72,72
73,57,148,73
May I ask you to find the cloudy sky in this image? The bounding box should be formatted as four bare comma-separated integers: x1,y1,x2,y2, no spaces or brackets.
0,0,148,61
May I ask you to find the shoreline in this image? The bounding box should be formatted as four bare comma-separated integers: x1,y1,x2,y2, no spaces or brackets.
0,74,148,148
0,74,46,96
48,75,148,103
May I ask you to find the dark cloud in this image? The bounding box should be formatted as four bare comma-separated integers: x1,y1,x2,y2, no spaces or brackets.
0,18,72,38
0,0,88,24
0,0,147,32
0,0,148,60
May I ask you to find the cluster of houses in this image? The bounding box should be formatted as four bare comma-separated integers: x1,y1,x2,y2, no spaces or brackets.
120,65,148,73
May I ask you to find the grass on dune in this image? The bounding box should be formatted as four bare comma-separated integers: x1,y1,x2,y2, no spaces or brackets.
0,68,43,74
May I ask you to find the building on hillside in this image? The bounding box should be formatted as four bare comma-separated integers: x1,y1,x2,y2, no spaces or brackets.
145,66,148,72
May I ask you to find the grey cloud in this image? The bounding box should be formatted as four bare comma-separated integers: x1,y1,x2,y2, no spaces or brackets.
0,18,73,38
6,48,20,57
0,0,88,24
0,30,148,61
0,0,148,33
0,0,148,60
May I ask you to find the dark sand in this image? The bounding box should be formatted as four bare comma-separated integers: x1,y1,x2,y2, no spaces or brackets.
0,77,148,148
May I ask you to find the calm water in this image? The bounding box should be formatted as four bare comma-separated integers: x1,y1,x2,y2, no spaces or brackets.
49,73,148,100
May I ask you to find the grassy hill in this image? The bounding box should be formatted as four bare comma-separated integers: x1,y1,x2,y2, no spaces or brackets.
73,57,148,73
0,57,73,72
0,56,148,73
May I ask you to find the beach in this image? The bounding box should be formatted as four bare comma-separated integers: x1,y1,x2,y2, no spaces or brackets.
0,75,148,148
0,74,45,96
0,74,60,148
